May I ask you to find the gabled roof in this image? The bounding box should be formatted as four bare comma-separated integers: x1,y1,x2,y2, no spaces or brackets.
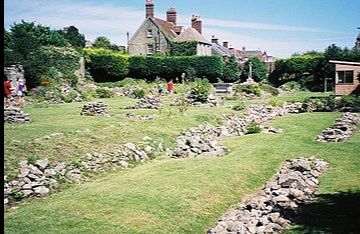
153,17,178,39
211,43,233,57
174,27,211,45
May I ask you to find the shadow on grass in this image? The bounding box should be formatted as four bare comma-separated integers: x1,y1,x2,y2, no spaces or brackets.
290,190,360,234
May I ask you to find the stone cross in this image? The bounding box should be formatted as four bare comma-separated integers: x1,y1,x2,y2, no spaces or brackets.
245,61,255,84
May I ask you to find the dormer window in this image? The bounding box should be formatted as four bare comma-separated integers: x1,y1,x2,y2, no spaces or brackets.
147,29,153,38
147,44,154,54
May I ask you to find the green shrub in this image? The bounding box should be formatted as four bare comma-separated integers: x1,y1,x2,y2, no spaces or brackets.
246,122,262,134
133,88,146,99
235,84,262,97
95,88,114,98
280,81,301,91
90,52,129,77
62,90,79,103
11,189,25,201
267,97,285,107
303,96,336,112
336,95,360,112
25,45,81,87
189,78,212,102
27,154,38,165
259,84,279,96
232,102,246,111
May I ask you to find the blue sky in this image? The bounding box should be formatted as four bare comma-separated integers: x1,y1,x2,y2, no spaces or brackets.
4,0,360,58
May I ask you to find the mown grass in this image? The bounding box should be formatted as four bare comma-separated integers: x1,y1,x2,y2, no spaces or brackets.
4,111,360,233
4,95,237,178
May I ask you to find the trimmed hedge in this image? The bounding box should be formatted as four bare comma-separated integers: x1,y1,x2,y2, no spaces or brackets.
129,55,224,82
86,49,224,82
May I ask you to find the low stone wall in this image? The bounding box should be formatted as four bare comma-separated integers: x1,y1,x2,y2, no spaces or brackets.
316,112,360,142
4,107,31,124
4,137,163,211
207,157,329,234
171,103,304,159
131,95,162,109
171,93,223,108
81,102,109,116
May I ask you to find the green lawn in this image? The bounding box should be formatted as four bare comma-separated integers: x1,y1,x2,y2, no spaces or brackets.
4,108,360,233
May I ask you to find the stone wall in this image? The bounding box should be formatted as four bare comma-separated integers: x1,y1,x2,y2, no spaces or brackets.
4,64,25,90
81,102,110,116
131,95,162,109
4,107,31,124
316,112,360,142
171,103,305,159
4,137,163,211
208,157,329,234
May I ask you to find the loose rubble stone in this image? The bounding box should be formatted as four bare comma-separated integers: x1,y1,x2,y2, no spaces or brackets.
4,107,31,124
131,95,162,109
207,157,329,234
172,93,224,107
4,137,163,211
125,113,156,120
316,112,360,142
80,102,109,116
171,103,302,159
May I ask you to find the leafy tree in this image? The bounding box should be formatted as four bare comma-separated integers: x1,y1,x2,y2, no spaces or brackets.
240,56,268,82
93,36,111,49
222,56,240,82
59,26,85,49
10,20,68,61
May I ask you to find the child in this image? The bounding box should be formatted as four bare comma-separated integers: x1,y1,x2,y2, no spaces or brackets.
167,79,174,95
16,78,27,108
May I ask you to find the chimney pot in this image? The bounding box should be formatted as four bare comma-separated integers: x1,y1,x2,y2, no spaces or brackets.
167,7,177,25
191,15,202,34
223,41,229,48
145,0,154,19
211,35,219,44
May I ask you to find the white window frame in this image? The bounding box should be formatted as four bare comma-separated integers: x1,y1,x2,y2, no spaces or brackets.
147,29,153,38
147,44,154,55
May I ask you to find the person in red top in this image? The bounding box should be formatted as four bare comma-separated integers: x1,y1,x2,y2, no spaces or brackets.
4,77,12,107
167,79,174,95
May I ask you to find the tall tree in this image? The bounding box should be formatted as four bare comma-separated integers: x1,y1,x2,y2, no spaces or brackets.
240,56,268,82
10,20,68,61
93,36,111,49
59,26,85,49
222,56,240,82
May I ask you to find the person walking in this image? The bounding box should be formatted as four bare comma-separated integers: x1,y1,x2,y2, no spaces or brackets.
4,77,12,107
167,79,174,95
16,78,27,108
157,83,163,96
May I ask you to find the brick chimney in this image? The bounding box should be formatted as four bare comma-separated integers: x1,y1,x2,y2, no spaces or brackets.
223,41,229,48
145,0,154,18
211,35,219,44
191,15,202,34
167,7,177,25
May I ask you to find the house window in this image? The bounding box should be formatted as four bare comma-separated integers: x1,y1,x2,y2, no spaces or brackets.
155,44,160,52
147,29,153,38
337,70,354,84
147,44,154,54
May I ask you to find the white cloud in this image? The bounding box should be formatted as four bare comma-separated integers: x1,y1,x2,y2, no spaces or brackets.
4,0,346,57
176,16,339,33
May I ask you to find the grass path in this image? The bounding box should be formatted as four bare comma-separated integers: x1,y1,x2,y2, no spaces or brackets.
5,112,360,233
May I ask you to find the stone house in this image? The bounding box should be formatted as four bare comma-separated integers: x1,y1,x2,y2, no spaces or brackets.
210,36,234,62
128,0,211,56
329,60,360,96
